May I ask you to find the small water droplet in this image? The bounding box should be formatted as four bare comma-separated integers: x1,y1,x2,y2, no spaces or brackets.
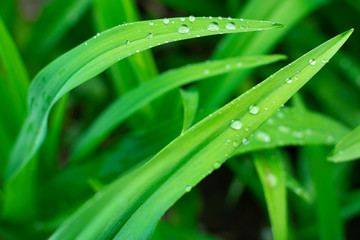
189,15,195,22
218,16,223,20
231,120,242,130
226,22,236,30
180,17,185,21
240,18,244,21
213,162,221,169
178,24,189,33
309,59,316,65
225,64,231,70
256,131,271,142
204,69,210,74
321,59,329,63
207,22,219,31
146,33,153,38
149,21,154,26
305,129,312,135
136,50,140,53
278,125,290,133
125,40,130,44
242,138,249,145
249,105,259,114
236,62,242,67
233,141,239,147
285,77,292,84
84,42,88,46
267,174,278,187
185,185,192,192
327,136,334,143
163,18,170,24
293,131,304,138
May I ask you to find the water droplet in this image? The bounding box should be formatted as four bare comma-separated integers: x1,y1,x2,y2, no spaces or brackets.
213,162,221,169
236,62,242,67
242,138,250,145
285,77,292,84
256,131,271,142
136,50,140,53
293,131,304,138
226,22,236,30
233,141,239,147
180,17,185,21
321,59,329,63
327,136,334,143
163,18,170,24
207,22,219,31
185,185,192,192
146,33,153,38
189,15,195,22
125,40,130,44
309,59,316,65
218,16,223,20
231,120,242,130
96,33,100,37
178,24,189,33
149,21,154,26
225,64,231,70
249,105,259,114
267,174,278,187
278,125,290,133
84,42,88,46
240,18,244,21
305,129,312,135
204,69,210,74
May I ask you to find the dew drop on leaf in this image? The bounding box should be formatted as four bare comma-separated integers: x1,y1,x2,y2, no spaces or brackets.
267,174,278,187
249,105,260,114
213,162,221,169
231,120,242,130
256,131,271,142
226,22,236,30
125,40,130,45
178,24,190,33
163,18,169,24
146,33,153,39
242,138,250,145
207,22,219,31
185,185,192,192
285,77,292,84
189,15,195,22
204,69,210,74
309,59,316,65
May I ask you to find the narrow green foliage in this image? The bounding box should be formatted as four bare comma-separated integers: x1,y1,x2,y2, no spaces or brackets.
50,30,352,239
71,55,285,161
328,125,360,162
254,150,287,240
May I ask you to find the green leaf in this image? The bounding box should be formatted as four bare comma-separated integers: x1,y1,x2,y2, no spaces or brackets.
180,87,199,132
50,29,352,240
233,107,349,155
7,17,284,180
285,172,312,204
71,54,286,161
25,0,92,57
328,125,360,162
254,150,287,240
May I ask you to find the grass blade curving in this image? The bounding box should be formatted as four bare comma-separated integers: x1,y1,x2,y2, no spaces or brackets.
328,125,360,162
71,54,286,161
50,29,352,240
7,17,284,180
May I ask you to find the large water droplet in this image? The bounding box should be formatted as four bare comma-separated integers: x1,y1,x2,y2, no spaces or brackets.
226,22,236,30
309,59,316,65
189,15,195,22
146,33,153,39
178,24,189,33
163,18,170,24
231,120,242,130
207,22,219,31
249,105,259,114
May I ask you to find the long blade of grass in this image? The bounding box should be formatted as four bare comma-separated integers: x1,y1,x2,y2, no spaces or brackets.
254,150,287,240
71,55,286,161
328,125,360,162
0,16,29,126
7,17,284,180
302,146,345,240
50,30,352,240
